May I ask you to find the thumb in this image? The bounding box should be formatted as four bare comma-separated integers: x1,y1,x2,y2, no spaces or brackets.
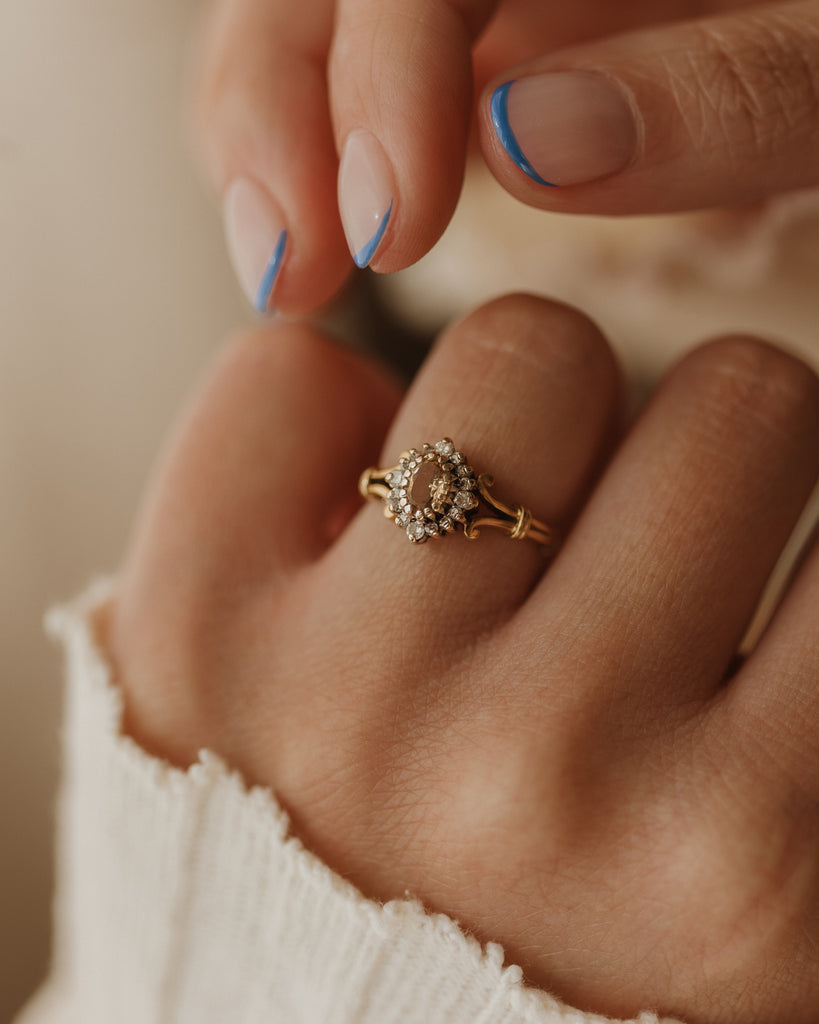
479,0,819,214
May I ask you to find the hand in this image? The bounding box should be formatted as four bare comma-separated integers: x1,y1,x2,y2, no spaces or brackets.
108,295,819,1023
194,0,819,315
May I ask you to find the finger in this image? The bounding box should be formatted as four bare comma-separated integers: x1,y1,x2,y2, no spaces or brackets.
313,295,620,678
471,0,713,94
478,1,819,214
112,323,399,765
193,0,350,315
519,336,819,719
716,499,819,795
118,323,401,599
329,0,499,271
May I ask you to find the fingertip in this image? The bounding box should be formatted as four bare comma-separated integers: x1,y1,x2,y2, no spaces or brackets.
479,70,639,205
334,121,464,276
220,170,353,319
223,179,289,314
329,0,482,275
220,157,353,318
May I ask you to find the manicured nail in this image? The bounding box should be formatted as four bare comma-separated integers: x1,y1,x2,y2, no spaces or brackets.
223,178,288,314
490,73,637,188
338,131,394,268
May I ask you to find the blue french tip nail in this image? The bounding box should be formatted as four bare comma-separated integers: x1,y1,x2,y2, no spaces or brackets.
354,198,394,268
490,81,556,188
254,229,288,313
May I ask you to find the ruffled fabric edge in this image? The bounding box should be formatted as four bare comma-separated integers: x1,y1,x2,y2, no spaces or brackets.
20,579,681,1024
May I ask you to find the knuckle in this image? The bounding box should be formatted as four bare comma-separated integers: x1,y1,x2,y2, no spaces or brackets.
681,335,819,441
452,293,615,385
685,16,819,161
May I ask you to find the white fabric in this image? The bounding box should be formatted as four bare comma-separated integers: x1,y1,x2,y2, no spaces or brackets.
18,581,683,1024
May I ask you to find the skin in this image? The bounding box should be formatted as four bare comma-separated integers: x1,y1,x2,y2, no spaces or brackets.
108,295,819,1023
193,0,819,312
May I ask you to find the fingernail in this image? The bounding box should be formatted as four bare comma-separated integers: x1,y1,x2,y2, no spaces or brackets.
338,131,394,268
490,73,637,187
223,178,288,314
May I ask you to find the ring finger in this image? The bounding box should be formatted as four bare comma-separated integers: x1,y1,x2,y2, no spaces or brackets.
308,294,621,688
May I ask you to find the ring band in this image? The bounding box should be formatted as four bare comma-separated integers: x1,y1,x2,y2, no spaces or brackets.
359,438,558,549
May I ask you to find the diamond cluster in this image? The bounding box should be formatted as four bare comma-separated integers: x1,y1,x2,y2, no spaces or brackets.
386,438,479,544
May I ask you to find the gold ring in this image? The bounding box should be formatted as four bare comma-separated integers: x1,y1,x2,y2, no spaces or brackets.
359,438,558,549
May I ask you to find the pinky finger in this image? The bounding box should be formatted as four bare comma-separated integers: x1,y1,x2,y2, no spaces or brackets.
720,488,819,795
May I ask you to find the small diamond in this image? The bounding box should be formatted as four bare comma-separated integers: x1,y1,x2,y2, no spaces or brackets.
434,439,455,457
388,490,405,513
456,464,472,477
455,490,478,510
396,514,410,528
407,521,427,542
425,522,439,537
451,452,464,465
387,469,404,487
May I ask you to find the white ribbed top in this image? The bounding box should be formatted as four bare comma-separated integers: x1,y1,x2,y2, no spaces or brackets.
18,581,682,1024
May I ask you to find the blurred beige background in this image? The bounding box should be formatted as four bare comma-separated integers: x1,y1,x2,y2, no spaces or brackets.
2,1,819,1021
0,1,245,1018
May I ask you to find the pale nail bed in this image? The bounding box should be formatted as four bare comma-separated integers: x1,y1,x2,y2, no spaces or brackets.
491,73,638,188
224,178,288,314
338,131,394,268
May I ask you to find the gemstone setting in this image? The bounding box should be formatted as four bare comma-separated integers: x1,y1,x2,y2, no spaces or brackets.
384,438,480,543
360,438,556,550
